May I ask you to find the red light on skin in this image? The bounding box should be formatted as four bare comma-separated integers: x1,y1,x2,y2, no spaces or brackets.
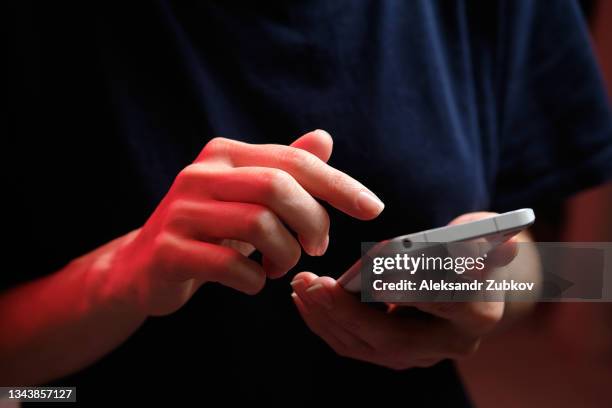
0,130,385,384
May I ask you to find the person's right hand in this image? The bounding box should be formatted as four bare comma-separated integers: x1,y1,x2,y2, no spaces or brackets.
103,130,384,316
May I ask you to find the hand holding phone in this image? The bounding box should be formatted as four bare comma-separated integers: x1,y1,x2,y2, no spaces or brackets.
290,210,535,371
338,209,535,293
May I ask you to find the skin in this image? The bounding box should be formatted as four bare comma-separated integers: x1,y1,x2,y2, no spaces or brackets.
458,182,612,408
0,130,384,384
457,14,612,406
0,129,540,384
290,215,540,370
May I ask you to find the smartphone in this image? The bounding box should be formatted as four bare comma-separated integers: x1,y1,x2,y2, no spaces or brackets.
337,208,535,293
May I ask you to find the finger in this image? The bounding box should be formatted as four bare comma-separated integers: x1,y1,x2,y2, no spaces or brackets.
157,234,266,295
176,165,330,256
485,236,518,267
295,292,448,367
448,212,518,267
292,271,320,285
292,291,373,357
221,239,256,257
290,129,333,162
295,276,480,360
197,137,384,220
291,292,347,352
291,272,375,351
296,276,400,347
402,301,505,335
289,271,320,307
168,200,301,278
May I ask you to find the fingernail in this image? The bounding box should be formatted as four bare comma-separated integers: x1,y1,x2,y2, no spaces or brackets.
264,258,287,280
305,283,333,310
291,292,298,300
291,279,306,291
314,129,331,138
316,234,329,256
300,235,323,257
302,233,329,257
291,278,316,307
356,191,385,216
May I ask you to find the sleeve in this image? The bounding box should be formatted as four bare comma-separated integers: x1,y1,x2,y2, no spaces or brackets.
492,0,612,211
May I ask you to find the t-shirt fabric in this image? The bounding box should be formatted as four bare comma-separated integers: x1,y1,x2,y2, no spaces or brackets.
6,0,612,405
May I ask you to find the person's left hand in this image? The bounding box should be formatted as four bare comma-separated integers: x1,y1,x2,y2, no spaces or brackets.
291,212,518,370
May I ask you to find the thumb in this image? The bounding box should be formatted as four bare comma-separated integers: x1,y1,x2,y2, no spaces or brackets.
290,129,334,162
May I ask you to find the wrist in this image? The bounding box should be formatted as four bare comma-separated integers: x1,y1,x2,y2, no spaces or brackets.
85,229,149,323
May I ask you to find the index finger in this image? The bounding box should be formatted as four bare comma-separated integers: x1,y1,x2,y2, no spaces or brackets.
200,138,385,220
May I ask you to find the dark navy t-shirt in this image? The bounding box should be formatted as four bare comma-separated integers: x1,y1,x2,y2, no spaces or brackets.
6,0,612,405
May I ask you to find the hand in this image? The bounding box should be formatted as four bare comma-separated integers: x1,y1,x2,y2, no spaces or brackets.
105,130,385,316
291,212,518,370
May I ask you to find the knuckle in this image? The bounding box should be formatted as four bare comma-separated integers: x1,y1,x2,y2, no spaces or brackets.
151,232,179,266
179,163,204,178
259,168,295,199
161,202,187,231
165,199,191,219
175,163,208,187
282,147,317,173
245,207,277,238
178,163,196,178
203,137,230,156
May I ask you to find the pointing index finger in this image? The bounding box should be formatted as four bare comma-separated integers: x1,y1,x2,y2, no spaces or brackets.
212,138,385,220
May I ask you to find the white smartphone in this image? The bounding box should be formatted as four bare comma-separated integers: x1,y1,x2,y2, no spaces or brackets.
337,208,535,293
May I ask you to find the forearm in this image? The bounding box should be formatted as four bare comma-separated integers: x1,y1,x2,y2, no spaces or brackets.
0,230,146,385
